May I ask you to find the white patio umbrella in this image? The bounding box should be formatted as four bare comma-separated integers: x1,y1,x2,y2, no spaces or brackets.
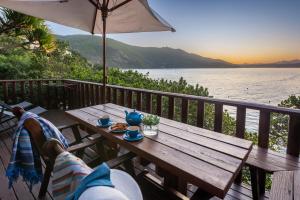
0,0,175,99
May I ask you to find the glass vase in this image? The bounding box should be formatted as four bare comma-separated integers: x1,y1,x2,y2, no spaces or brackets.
142,124,159,136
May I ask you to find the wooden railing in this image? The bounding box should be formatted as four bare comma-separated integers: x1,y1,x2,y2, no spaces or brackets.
1,79,300,158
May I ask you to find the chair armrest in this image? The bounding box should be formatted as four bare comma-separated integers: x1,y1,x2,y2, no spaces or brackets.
106,152,136,169
67,136,104,153
57,122,79,132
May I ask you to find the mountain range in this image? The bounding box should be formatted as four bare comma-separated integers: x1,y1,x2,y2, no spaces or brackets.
56,35,300,68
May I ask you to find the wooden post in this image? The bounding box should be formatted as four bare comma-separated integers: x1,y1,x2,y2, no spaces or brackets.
95,85,100,105
20,81,25,101
120,89,125,106
145,93,152,113
181,98,188,123
45,80,50,109
106,87,111,103
29,80,34,104
156,94,162,116
11,81,16,103
197,100,204,128
127,90,133,108
235,106,246,184
287,114,300,157
86,84,90,106
257,110,271,195
137,91,142,111
91,84,95,105
168,96,175,120
3,82,8,103
214,103,223,133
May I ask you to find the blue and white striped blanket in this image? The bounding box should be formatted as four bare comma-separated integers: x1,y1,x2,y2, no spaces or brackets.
6,112,69,190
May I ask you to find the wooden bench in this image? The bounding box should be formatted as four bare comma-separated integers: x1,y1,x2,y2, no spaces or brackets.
269,170,300,200
246,146,300,199
247,146,300,172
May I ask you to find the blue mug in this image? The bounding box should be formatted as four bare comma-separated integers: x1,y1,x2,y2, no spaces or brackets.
126,126,140,138
99,115,110,126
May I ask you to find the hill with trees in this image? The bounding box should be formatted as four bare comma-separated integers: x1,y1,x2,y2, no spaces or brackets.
56,35,236,69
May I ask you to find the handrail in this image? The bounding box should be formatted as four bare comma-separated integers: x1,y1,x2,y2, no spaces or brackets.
64,79,300,116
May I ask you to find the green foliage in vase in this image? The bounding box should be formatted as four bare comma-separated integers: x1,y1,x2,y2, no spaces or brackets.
142,115,160,126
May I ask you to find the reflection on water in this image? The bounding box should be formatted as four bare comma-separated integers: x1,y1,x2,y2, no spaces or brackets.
135,68,300,132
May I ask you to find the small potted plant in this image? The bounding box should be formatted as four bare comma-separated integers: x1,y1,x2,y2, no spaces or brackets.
142,114,160,136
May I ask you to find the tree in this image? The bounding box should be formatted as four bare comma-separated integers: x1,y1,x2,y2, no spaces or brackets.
0,8,55,52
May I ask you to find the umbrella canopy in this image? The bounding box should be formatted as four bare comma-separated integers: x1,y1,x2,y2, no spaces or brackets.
0,0,175,101
0,0,175,34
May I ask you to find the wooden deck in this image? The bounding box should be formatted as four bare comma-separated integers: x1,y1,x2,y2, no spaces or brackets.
0,110,270,200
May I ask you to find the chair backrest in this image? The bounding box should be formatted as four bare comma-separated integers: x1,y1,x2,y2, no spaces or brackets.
23,118,47,157
0,102,12,122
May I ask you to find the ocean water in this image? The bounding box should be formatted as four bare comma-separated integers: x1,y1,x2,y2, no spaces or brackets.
135,68,300,131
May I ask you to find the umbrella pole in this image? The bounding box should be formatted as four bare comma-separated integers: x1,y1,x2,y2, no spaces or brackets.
101,4,108,103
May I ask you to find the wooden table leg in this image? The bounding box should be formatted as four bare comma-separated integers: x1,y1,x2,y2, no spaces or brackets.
157,166,188,195
250,166,260,200
191,188,214,200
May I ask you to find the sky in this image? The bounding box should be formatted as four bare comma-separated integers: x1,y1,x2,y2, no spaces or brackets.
47,0,300,64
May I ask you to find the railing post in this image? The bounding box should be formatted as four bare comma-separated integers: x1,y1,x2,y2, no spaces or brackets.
257,110,271,195
156,94,162,116
236,106,246,139
181,98,188,123
86,84,90,106
214,103,223,133
95,85,100,105
287,114,300,157
20,81,25,101
112,88,117,104
127,90,133,108
235,106,246,184
75,83,80,108
258,110,271,148
196,100,204,128
44,80,50,109
145,93,152,113
2,82,8,103
136,91,142,111
106,87,111,103
11,81,16,103
62,81,68,110
168,96,174,120
37,80,42,106
119,89,125,106
91,84,95,105
29,80,34,104
81,83,85,107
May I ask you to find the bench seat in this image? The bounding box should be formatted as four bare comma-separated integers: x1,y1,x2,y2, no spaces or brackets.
246,146,300,172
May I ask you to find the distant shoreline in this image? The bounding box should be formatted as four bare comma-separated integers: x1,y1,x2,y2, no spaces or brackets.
121,66,300,69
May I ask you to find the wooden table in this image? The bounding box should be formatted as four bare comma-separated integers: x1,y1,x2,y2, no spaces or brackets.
66,103,253,198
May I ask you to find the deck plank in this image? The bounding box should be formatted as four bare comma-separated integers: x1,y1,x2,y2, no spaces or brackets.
270,171,293,200
0,155,17,200
0,134,35,200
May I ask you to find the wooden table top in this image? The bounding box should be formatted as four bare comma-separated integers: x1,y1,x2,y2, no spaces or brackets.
66,103,253,198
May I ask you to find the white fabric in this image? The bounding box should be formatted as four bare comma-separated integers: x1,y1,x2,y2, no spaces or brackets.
78,169,143,200
0,0,175,34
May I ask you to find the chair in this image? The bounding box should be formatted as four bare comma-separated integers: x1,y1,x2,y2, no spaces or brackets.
0,101,46,134
23,118,136,198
